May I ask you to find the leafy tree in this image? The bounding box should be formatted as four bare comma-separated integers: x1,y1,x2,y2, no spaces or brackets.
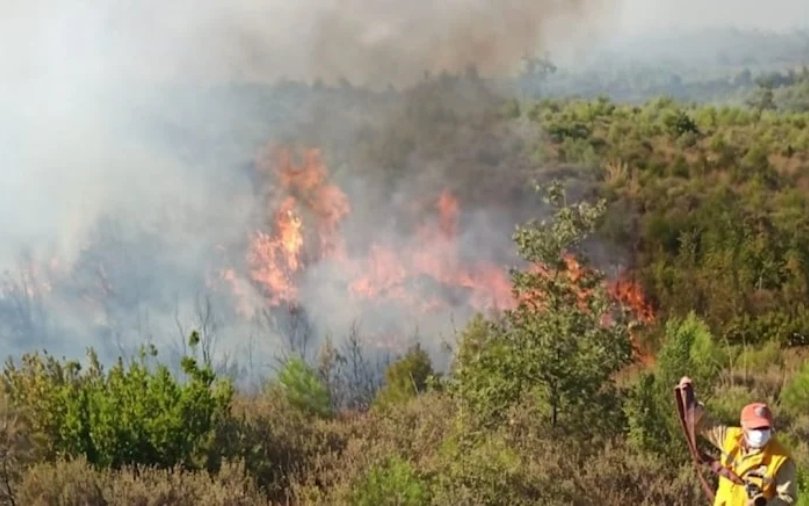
451,181,636,435
747,80,777,119
374,343,435,409
274,355,333,419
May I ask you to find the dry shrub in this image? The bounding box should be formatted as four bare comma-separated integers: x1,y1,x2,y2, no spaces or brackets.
0,397,39,506
288,390,707,506
710,367,796,428
15,457,266,506
349,391,456,464
213,390,348,502
424,396,704,506
565,440,704,506
425,434,704,506
289,391,456,503
16,458,107,506
106,460,265,505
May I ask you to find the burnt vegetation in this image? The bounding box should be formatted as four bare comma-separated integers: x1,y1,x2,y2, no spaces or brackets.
3,28,809,505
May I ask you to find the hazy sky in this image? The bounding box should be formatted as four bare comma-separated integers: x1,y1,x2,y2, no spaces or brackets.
618,0,809,33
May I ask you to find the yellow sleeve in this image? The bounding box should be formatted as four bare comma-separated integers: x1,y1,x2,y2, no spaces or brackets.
692,402,729,450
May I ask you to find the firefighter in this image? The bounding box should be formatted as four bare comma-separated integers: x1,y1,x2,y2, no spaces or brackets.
678,376,798,506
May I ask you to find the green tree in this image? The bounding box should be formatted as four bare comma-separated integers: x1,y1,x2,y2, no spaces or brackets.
374,343,435,409
451,180,636,435
746,80,777,120
273,355,333,419
625,313,724,458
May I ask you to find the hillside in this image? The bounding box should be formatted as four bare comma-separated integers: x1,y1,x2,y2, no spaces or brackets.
3,33,809,506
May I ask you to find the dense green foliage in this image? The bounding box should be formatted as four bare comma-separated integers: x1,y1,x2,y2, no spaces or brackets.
625,313,726,457
1,332,233,471
349,456,431,506
2,29,809,505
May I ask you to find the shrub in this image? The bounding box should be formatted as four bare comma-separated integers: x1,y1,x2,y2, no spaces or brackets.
274,355,333,419
730,339,784,377
430,432,548,505
349,456,430,506
373,343,436,409
15,457,266,506
781,357,809,417
625,312,724,458
1,333,233,470
216,392,345,501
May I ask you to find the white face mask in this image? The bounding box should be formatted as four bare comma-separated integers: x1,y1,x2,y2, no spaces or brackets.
745,429,772,448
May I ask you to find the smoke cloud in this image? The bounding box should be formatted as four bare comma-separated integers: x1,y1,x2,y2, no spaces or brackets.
0,0,623,378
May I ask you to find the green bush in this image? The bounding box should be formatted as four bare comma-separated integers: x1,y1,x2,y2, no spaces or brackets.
625,312,724,458
656,312,726,392
1,332,233,470
781,357,809,417
373,343,436,409
273,355,333,419
349,456,430,506
430,432,547,505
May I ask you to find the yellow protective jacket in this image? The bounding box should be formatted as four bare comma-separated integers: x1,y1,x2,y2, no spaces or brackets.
694,404,798,505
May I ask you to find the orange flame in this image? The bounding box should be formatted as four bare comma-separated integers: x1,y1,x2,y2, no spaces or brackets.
237,146,656,338
0,143,656,367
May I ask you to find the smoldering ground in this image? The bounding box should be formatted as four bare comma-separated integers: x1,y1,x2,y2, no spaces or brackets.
0,0,623,382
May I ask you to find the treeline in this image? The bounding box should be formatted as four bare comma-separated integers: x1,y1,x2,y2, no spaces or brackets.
535,65,809,107
530,27,809,103
143,28,809,166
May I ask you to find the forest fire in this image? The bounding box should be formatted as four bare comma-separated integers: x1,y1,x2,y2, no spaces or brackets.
0,143,655,364
237,146,655,329
0,140,659,374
